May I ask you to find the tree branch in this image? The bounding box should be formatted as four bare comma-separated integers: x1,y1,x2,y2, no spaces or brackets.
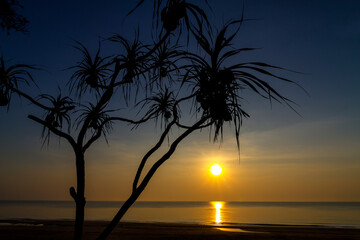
82,112,156,152
137,117,208,191
11,87,52,111
28,115,77,150
82,131,102,153
113,31,171,87
77,61,121,146
97,117,208,240
80,32,171,147
176,120,213,129
108,114,153,125
132,119,176,192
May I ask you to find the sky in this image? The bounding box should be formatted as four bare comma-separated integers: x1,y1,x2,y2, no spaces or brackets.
0,0,360,202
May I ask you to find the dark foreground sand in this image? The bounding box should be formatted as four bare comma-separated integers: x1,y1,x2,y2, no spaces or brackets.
1,220,360,240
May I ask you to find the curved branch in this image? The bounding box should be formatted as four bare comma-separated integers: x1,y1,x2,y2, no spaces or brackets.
77,61,121,146
176,120,213,129
173,94,213,129
97,117,207,240
132,119,176,192
107,114,153,125
28,115,77,150
113,31,171,87
11,87,52,111
105,111,156,126
82,112,156,152
174,93,195,105
82,131,102,153
138,118,207,191
79,32,171,146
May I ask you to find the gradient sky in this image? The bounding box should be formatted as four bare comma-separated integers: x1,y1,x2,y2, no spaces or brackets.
0,0,359,202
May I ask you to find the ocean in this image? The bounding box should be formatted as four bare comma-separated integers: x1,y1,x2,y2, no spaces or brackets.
1,201,360,228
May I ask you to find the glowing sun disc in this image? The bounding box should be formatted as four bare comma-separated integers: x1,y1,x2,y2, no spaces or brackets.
210,164,222,175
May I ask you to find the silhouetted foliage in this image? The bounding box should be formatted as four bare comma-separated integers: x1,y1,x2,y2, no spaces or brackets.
183,20,299,148
75,102,114,144
0,0,28,34
129,0,209,33
37,93,75,145
148,41,180,86
2,1,304,240
67,42,112,97
0,56,36,109
139,87,177,128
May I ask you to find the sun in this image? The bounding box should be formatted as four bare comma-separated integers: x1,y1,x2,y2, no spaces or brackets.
210,164,222,175
214,202,222,209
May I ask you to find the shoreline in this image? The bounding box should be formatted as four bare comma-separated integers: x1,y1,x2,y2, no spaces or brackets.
1,219,360,239
2,219,360,229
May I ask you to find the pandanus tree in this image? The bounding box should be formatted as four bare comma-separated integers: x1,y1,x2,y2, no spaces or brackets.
1,1,303,240
96,17,302,239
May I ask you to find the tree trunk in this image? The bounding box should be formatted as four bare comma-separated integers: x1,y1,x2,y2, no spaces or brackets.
73,151,86,240
97,119,205,240
96,191,140,240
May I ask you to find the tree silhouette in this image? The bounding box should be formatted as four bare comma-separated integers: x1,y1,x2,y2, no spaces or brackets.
1,1,303,240
0,0,28,34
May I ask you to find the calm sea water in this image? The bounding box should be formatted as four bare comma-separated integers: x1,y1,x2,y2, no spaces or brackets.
1,201,360,228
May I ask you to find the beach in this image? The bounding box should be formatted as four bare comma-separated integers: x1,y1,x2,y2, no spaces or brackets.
1,220,360,240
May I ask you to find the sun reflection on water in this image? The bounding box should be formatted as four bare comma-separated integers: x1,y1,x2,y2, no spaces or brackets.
212,201,224,224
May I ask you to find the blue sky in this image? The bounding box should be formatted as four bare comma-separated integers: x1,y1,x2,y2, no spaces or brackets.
0,0,359,201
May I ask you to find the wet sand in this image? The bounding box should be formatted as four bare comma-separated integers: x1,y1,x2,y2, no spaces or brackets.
1,219,360,239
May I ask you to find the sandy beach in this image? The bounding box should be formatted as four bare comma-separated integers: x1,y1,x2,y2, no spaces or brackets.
1,220,360,240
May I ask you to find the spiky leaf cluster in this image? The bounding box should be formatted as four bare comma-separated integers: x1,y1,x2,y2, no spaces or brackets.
68,42,112,97
139,87,177,128
0,56,35,107
75,103,114,143
183,20,299,147
38,93,74,145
